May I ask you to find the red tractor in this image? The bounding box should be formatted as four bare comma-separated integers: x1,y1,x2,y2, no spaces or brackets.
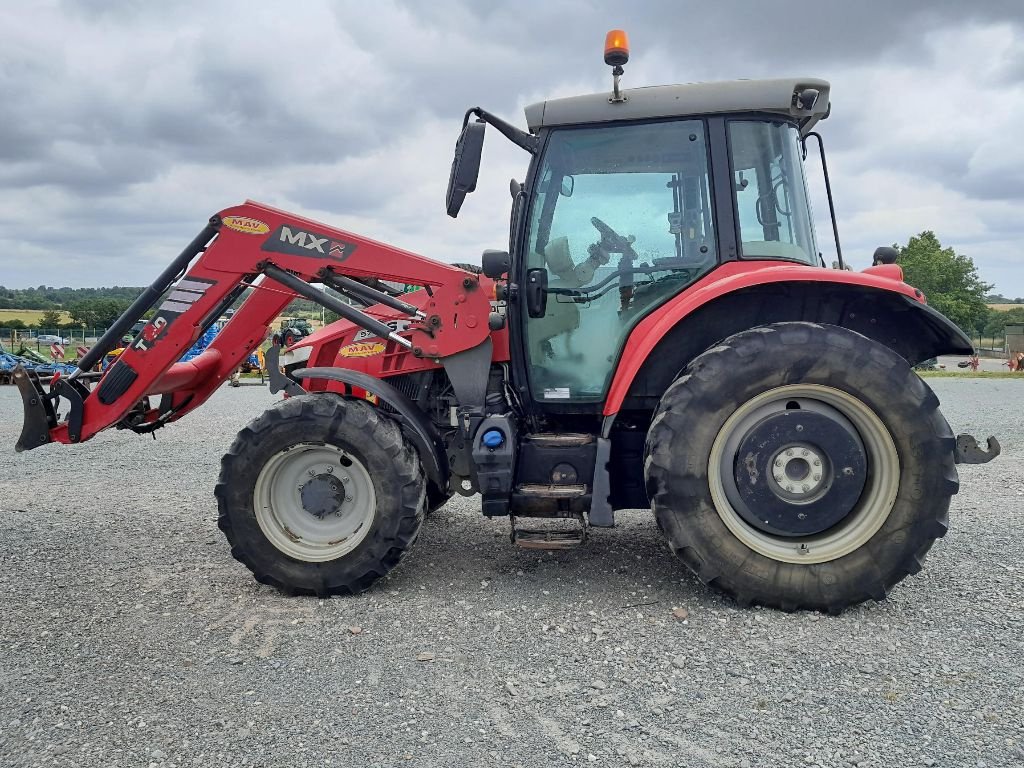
13,33,998,612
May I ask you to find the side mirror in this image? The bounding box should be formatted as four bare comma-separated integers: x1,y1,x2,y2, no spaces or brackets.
560,175,574,197
481,249,510,279
525,268,548,318
872,247,899,265
446,121,486,218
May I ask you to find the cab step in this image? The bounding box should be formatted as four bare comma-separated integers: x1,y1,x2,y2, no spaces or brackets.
524,433,595,447
516,483,587,498
511,515,586,550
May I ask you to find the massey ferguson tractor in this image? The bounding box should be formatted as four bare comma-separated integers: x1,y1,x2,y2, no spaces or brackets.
13,32,999,612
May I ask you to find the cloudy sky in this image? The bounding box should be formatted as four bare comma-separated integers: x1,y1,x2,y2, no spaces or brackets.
1,0,1023,296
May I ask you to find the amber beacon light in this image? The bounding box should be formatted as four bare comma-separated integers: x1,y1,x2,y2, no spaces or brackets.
604,29,630,66
604,29,630,102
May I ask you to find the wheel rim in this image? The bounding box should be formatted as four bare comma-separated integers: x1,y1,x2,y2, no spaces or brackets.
253,443,376,562
708,384,899,564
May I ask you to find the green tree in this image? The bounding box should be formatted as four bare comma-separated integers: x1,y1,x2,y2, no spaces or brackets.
68,300,101,327
984,307,1024,340
93,299,132,328
67,299,130,328
898,232,992,335
39,309,63,328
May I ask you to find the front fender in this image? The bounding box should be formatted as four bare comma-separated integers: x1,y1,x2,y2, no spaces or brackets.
604,261,973,416
292,366,449,493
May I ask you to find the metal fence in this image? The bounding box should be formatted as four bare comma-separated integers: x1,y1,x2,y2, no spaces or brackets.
0,328,110,350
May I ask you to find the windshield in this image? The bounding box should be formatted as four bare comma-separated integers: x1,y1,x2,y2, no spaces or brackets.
729,120,818,264
523,120,716,402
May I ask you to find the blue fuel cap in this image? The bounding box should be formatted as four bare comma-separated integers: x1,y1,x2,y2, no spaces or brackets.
481,429,505,448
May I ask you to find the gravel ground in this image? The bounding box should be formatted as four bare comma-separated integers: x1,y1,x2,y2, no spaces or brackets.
0,378,1022,768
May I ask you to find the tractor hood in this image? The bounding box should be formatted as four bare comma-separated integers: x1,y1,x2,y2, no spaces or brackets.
525,77,830,135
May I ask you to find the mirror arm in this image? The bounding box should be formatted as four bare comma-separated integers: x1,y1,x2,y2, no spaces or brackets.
803,131,844,270
464,107,539,154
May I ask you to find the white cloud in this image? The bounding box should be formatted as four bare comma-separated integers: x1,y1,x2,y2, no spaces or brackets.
0,1,1022,297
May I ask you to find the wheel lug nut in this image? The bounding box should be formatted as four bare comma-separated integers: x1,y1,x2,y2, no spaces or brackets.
308,469,316,477
813,474,820,481
775,459,783,467
786,449,793,457
813,459,821,466
801,484,809,492
801,449,808,456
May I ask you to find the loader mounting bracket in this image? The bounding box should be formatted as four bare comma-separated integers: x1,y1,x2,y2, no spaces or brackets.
954,434,1000,465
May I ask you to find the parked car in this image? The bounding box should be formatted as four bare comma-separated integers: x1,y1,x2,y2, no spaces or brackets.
36,334,70,345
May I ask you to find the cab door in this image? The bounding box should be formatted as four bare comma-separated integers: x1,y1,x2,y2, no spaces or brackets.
520,119,718,405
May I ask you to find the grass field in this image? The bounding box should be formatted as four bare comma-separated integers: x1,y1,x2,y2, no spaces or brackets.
0,309,71,325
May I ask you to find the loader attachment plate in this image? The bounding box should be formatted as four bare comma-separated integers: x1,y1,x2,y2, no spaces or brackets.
13,365,56,453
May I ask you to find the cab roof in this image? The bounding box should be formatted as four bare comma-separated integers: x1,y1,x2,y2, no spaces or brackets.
524,77,830,135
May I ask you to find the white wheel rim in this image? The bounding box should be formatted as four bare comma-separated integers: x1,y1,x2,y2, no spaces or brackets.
253,443,376,562
708,384,900,564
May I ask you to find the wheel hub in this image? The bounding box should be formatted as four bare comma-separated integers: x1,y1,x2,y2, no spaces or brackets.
730,409,867,537
299,472,348,519
769,444,826,498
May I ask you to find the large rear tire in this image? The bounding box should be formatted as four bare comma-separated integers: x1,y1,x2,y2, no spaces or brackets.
644,322,958,613
216,394,425,596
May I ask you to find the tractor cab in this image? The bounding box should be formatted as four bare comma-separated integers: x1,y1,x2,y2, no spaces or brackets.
449,36,831,413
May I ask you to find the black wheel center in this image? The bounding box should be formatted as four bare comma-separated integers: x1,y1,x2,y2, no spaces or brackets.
730,409,868,537
785,458,811,482
300,473,346,519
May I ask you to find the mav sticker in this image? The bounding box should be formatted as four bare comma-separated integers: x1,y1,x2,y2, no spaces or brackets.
222,216,270,235
338,342,386,358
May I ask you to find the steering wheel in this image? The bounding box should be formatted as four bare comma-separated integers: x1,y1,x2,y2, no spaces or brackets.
590,216,636,256
590,217,638,312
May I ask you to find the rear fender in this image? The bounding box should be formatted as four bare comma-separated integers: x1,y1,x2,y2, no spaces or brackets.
605,263,973,415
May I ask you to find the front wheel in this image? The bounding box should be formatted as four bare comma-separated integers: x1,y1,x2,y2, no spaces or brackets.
216,394,425,596
645,322,958,613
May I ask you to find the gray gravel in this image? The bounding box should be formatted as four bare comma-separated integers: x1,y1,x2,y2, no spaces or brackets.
0,378,1022,768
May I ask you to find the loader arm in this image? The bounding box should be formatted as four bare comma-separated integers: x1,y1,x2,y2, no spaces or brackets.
15,201,491,451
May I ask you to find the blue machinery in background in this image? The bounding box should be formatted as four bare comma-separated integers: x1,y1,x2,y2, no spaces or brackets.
1,325,259,385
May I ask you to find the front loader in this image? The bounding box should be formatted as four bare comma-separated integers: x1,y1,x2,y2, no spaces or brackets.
13,32,999,613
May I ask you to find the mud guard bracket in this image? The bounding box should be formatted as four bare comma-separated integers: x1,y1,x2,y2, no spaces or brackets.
265,343,306,397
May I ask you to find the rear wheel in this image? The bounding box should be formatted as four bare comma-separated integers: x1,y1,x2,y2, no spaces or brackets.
216,394,425,596
644,322,958,613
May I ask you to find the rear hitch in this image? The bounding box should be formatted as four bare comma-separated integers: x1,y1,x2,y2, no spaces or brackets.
954,434,1000,465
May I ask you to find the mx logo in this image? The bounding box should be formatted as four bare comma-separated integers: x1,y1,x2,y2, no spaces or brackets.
262,225,358,262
